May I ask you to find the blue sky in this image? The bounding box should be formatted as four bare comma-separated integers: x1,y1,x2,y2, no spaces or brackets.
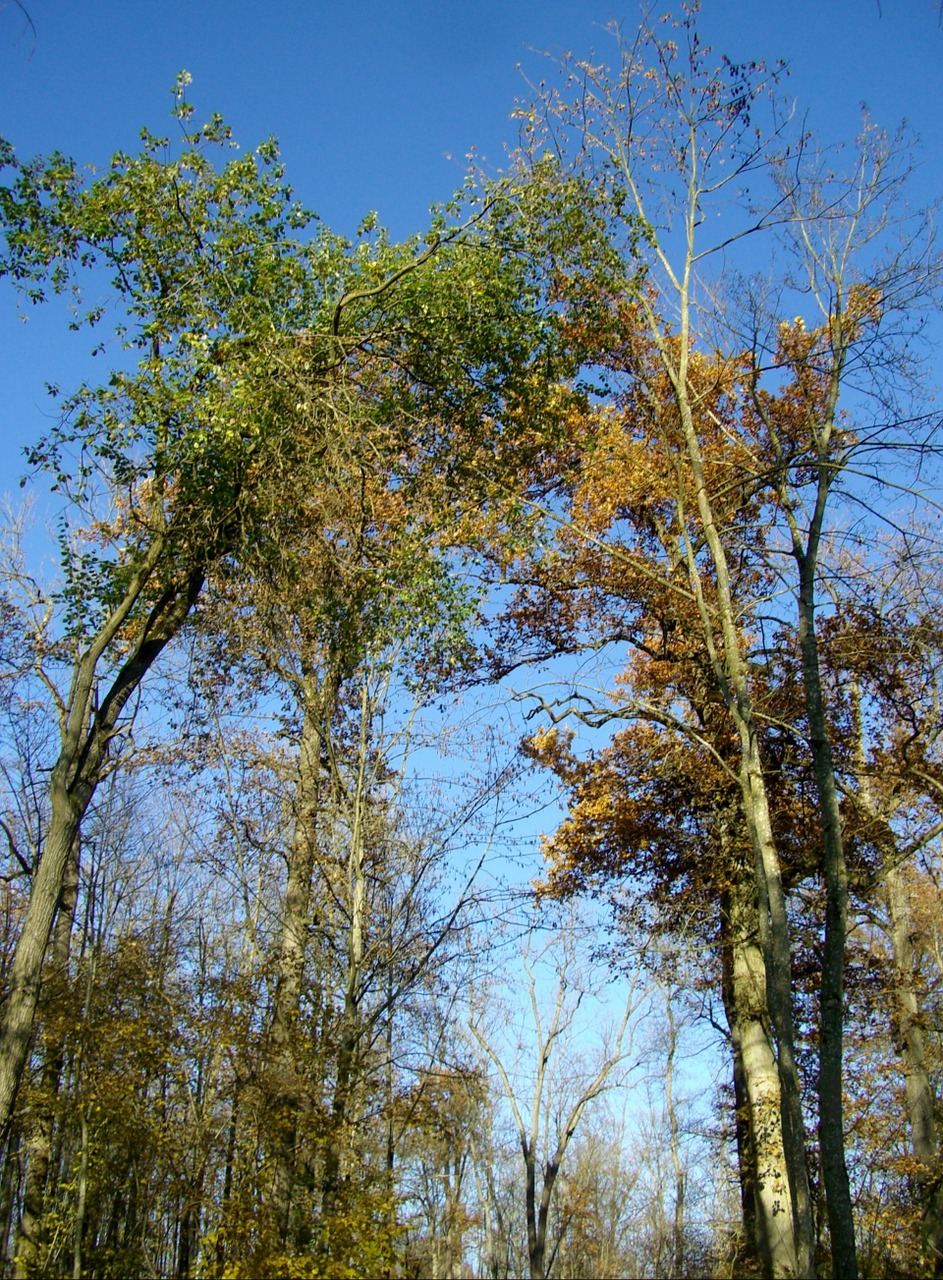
1,0,942,493
3,1,942,239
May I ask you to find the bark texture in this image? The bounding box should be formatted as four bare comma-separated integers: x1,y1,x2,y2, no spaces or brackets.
723,875,802,1278
13,838,79,1278
269,673,335,1245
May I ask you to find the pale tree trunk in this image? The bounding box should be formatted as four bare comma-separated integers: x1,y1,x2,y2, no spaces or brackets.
14,836,80,1279
721,899,761,1272
884,862,943,1273
740,740,815,1279
724,872,803,1279
666,358,814,1277
269,671,334,1245
638,154,814,1270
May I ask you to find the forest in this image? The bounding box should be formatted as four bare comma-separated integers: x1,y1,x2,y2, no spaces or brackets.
0,8,942,1279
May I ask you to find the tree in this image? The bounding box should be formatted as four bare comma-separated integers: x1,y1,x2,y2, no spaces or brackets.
527,685,810,1279
0,71,558,1176
500,25,816,1270
734,120,942,1274
468,911,645,1280
398,1064,484,1280
0,86,319,1149
493,11,942,1274
825,559,943,1273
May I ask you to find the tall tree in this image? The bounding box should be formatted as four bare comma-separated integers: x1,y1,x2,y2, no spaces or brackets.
0,88,317,1146
501,24,816,1270
495,12,941,1274
0,66,559,1170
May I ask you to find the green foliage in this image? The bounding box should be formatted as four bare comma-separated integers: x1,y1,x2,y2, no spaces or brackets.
0,70,660,1280
1,78,560,675
1,88,320,653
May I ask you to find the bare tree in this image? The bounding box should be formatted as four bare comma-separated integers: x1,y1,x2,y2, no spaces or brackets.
468,910,646,1280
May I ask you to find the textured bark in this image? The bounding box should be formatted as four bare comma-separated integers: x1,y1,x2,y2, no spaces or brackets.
0,804,78,1151
0,1125,19,1272
268,674,333,1245
724,875,802,1278
669,372,814,1277
740,741,816,1279
722,890,762,1273
885,863,943,1273
651,220,814,1272
321,681,369,1220
796,569,857,1280
760,300,858,1275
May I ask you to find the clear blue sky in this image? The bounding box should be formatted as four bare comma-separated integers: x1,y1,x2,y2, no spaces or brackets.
1,0,942,493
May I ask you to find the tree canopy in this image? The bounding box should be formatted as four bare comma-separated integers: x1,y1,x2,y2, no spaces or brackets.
0,16,942,1279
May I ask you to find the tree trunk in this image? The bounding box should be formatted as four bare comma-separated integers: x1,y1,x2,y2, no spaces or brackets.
0,569,203,1141
848,675,940,1272
664,998,686,1279
0,1123,20,1273
71,1106,88,1280
885,861,943,1273
795,552,857,1280
216,1090,239,1276
722,897,762,1272
319,900,362,1220
269,675,331,1245
739,737,816,1279
0,799,78,1153
667,324,815,1278
724,874,802,1278
13,836,80,1279
524,1141,545,1280
321,680,369,1221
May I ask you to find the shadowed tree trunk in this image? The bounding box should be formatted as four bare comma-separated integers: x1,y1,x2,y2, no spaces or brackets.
0,568,204,1144
13,837,79,1279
